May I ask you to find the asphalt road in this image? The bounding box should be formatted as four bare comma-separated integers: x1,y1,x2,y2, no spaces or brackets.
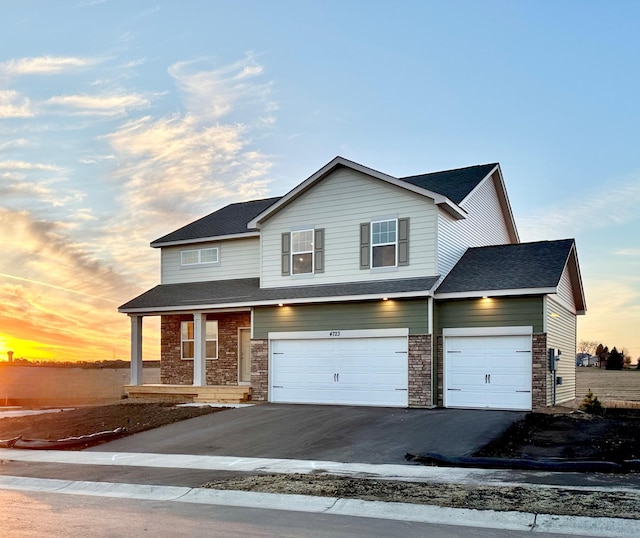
92,404,525,463
0,489,592,538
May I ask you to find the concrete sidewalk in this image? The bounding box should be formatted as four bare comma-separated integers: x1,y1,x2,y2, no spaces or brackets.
1,448,640,537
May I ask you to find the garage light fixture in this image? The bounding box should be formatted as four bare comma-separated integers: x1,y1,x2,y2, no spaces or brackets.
278,303,284,307
382,297,389,301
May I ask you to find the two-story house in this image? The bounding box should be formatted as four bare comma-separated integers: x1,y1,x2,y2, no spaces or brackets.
119,156,586,410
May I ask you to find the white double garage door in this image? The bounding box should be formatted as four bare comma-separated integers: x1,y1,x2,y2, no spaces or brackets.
270,329,409,407
269,327,533,410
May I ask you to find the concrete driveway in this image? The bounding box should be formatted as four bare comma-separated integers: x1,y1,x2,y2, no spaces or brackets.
92,404,525,464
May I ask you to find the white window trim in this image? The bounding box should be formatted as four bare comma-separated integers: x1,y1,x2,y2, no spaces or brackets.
181,320,218,360
181,247,219,266
371,218,398,268
291,229,314,275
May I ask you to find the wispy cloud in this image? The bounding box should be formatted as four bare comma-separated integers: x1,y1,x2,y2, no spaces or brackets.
614,249,640,256
168,54,275,122
45,92,151,116
0,160,62,171
0,90,33,118
518,172,640,240
0,56,100,77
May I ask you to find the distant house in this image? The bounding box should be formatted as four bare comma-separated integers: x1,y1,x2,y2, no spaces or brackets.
120,156,587,410
576,353,599,367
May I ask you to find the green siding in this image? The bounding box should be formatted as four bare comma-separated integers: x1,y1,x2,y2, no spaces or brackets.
435,297,544,334
253,299,429,339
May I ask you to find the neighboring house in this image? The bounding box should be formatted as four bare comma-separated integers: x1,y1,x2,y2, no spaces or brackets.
119,156,586,410
576,353,599,367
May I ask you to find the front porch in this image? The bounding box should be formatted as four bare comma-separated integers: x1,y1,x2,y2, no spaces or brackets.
125,384,252,404
127,310,253,404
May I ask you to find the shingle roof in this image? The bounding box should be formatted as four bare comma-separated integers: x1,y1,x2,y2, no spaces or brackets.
436,239,576,294
119,276,439,312
400,163,497,205
151,162,500,246
151,197,281,246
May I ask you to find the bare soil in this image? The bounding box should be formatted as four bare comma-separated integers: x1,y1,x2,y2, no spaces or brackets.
202,474,640,519
0,402,224,442
473,408,640,461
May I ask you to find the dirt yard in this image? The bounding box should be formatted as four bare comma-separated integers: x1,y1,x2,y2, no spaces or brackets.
0,402,224,442
2,403,640,519
474,408,640,461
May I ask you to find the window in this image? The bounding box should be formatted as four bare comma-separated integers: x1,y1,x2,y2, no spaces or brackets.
282,229,324,276
371,219,397,267
291,230,314,274
181,247,219,266
360,218,409,269
181,320,218,359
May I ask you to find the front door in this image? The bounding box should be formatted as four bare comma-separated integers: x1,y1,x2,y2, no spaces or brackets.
239,328,251,384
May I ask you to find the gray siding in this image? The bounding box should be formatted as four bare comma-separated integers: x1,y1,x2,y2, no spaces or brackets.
160,237,260,284
435,296,544,334
437,174,512,278
546,296,576,405
253,299,429,339
259,168,438,288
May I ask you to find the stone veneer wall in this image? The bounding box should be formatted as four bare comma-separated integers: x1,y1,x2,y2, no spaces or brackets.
250,339,269,401
532,333,548,409
160,312,250,385
436,333,549,410
408,334,432,407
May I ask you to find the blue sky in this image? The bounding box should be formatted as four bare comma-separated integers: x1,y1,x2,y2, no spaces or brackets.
0,0,638,361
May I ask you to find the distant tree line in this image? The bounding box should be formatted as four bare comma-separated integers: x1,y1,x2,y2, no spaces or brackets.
578,340,636,370
0,358,160,368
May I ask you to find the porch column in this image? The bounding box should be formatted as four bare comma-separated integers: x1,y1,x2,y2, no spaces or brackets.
130,315,143,385
193,312,207,386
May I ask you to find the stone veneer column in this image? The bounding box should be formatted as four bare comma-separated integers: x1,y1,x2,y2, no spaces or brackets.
161,314,193,385
436,335,444,407
531,333,548,409
250,339,269,401
408,334,432,407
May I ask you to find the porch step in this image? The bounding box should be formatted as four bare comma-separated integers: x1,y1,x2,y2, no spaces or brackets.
125,384,252,404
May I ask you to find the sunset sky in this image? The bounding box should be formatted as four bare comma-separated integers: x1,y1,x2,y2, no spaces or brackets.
1,1,639,363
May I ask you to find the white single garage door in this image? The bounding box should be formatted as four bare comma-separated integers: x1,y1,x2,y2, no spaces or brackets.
270,334,408,407
445,333,532,411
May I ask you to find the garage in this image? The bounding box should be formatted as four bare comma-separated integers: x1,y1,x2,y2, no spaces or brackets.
270,330,408,407
444,328,532,411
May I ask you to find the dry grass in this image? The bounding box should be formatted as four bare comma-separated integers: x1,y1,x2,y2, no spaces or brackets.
603,400,640,409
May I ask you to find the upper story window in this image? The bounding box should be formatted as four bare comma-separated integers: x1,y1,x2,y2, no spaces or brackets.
181,247,219,266
371,219,397,267
181,320,218,360
360,218,409,270
281,228,324,276
291,230,314,274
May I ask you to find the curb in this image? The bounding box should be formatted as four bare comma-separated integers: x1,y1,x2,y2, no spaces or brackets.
0,475,638,537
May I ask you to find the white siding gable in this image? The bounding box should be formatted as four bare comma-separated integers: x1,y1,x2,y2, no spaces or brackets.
161,237,260,284
555,262,577,314
438,175,512,277
260,167,438,288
